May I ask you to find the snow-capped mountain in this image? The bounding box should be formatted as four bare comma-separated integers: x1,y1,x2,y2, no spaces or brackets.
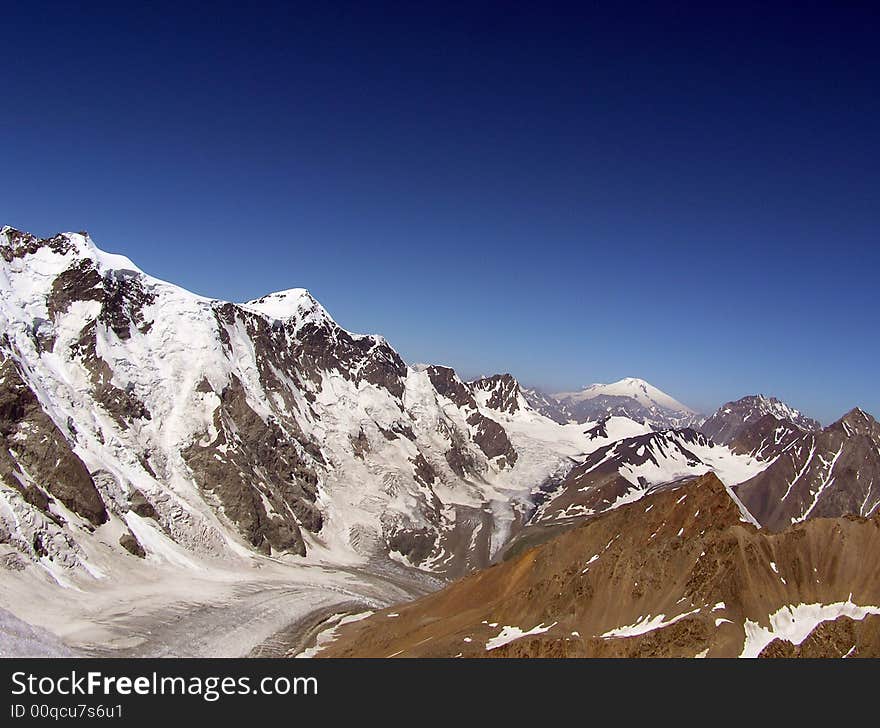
529,377,704,430
701,395,820,445
0,227,600,592
556,377,694,413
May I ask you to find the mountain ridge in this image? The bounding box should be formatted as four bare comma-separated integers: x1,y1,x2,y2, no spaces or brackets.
315,472,880,658
1,225,877,658
701,394,821,445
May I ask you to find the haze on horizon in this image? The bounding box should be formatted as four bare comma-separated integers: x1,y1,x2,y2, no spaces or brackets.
2,3,878,424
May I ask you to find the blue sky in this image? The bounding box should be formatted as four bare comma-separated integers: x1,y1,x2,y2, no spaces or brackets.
2,2,878,422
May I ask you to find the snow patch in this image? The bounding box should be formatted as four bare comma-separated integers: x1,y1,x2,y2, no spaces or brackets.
740,597,880,658
485,622,556,651
601,608,701,639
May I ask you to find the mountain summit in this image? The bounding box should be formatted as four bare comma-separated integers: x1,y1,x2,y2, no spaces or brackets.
524,377,702,430
701,395,820,446
555,377,696,414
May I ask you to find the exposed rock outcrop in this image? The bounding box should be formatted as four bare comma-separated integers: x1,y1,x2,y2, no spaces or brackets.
0,357,107,526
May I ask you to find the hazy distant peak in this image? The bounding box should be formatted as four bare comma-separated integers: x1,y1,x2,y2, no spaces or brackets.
554,377,696,415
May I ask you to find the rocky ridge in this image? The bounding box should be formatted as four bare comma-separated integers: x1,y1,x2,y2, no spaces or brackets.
317,472,880,658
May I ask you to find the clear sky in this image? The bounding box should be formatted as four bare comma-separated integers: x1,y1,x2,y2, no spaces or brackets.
2,2,878,422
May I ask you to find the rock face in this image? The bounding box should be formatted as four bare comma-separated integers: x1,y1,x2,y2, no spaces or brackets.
181,375,318,556
426,366,518,470
565,393,681,426
521,387,570,424
470,374,524,415
701,394,820,446
734,409,880,531
727,414,806,461
118,531,145,558
317,473,880,658
0,357,107,528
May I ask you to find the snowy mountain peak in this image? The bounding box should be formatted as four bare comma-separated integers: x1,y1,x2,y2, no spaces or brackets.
1,227,143,276
3,225,880,660
242,290,390,346
545,377,700,431
523,378,701,431
242,288,330,328
0,226,546,584
567,377,697,414
751,394,811,421
619,376,648,386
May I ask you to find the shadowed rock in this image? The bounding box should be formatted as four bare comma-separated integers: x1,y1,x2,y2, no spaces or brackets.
0,357,107,527
735,408,880,530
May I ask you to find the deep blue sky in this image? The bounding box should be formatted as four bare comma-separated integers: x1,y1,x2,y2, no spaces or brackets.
2,2,878,422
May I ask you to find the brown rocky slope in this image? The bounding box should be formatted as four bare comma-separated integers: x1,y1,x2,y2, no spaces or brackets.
316,472,880,658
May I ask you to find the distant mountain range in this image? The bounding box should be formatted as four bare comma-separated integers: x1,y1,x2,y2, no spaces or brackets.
1,225,878,658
